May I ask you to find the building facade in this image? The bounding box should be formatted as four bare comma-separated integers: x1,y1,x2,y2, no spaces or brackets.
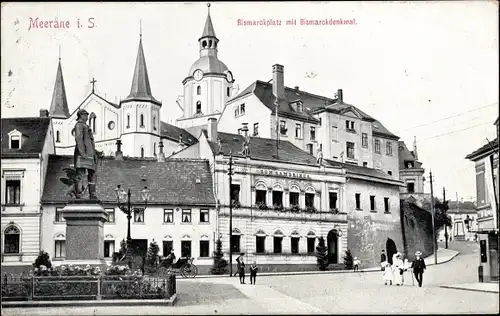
1,116,55,273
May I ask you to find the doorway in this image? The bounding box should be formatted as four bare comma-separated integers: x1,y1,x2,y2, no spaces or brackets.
130,239,148,271
327,230,339,264
386,238,397,265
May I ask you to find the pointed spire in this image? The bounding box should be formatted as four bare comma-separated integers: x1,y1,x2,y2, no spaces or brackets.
123,31,161,106
413,136,419,161
201,3,217,39
49,57,70,118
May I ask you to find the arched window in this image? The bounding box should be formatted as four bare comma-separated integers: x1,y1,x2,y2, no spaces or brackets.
4,225,20,254
140,147,144,158
153,115,157,131
153,143,156,156
140,114,145,127
227,87,230,97
196,101,202,115
197,86,201,95
202,40,207,48
208,40,212,48
127,114,130,128
56,131,60,143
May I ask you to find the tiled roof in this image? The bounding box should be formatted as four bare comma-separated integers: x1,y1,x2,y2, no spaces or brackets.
41,155,216,205
49,60,70,118
208,132,322,166
1,117,51,157
160,121,198,146
465,138,498,160
324,159,400,183
398,141,422,169
317,101,375,122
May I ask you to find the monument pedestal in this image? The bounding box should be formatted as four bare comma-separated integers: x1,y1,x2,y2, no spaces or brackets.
62,200,109,268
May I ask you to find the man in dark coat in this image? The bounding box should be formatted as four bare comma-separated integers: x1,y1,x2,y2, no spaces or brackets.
411,251,426,287
73,109,98,199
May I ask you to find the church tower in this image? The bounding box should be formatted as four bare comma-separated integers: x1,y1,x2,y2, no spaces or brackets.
120,30,161,158
49,54,70,150
176,3,236,129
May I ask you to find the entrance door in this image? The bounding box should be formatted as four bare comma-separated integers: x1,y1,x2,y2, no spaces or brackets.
386,238,397,265
327,230,338,264
130,239,148,271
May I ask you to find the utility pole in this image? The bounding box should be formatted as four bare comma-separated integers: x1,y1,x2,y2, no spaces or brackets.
443,187,448,249
430,171,438,264
228,151,234,277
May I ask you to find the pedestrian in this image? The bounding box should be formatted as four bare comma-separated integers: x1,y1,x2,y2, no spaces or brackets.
250,261,259,285
392,252,404,286
402,258,410,285
234,253,244,277
353,257,361,272
238,257,246,284
380,250,387,271
411,251,426,287
382,261,393,285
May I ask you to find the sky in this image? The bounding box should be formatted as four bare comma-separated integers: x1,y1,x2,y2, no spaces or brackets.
1,1,498,201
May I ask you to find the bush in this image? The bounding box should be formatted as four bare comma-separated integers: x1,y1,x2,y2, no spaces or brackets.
33,250,52,270
344,250,354,269
211,238,228,275
315,236,328,271
146,239,160,273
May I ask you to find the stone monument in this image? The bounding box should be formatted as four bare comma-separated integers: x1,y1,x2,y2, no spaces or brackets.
59,109,108,267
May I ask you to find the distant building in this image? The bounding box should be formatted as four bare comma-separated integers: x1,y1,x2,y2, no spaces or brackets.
437,201,478,242
398,137,425,195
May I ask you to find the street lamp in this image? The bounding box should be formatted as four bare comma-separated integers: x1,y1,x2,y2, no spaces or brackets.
115,185,132,268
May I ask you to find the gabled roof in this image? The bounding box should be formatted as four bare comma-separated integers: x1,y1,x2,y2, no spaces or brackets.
324,159,401,185
398,141,423,169
122,37,161,106
66,93,120,119
465,138,498,161
49,60,70,118
160,121,198,146
317,102,375,122
41,155,216,205
1,117,51,158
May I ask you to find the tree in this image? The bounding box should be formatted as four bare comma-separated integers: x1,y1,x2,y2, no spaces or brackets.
146,239,160,269
315,236,328,271
211,238,228,275
344,250,354,270
33,250,52,269
434,199,452,231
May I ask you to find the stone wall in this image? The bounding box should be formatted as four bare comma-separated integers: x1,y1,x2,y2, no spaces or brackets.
400,200,434,261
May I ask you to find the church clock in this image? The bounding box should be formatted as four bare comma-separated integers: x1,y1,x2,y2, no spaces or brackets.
194,69,204,81
226,71,233,83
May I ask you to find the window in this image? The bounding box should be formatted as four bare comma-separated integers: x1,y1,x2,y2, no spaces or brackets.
5,180,21,205
346,120,355,131
56,131,60,143
55,240,66,258
134,208,144,223
200,209,209,223
280,120,287,135
310,127,316,141
108,121,116,130
386,141,393,156
140,114,144,127
319,118,322,126
163,240,173,257
272,190,283,207
329,192,338,210
153,143,156,156
363,162,368,167
273,236,283,253
230,235,240,253
346,142,355,159
362,133,368,148
10,135,20,149
227,87,230,97
105,208,115,223
55,207,65,222
182,209,192,223
256,236,266,253
4,225,20,254
256,190,267,204
140,147,144,158
374,139,381,154
181,240,192,257
238,128,242,135
407,182,415,193
234,107,239,117
164,209,173,223
384,197,390,212
197,85,201,95
231,184,240,203
307,144,313,154
290,192,299,206
240,104,245,115
305,193,315,208
370,195,376,211
153,115,157,131
196,101,202,114
291,237,300,254
295,124,302,138
253,123,259,136
199,240,210,257
355,193,361,209
126,114,130,128
104,240,115,258
332,126,338,142
388,171,393,176
297,103,303,112
307,237,315,253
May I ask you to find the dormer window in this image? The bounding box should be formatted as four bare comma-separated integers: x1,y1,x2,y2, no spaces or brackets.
8,130,22,149
290,100,303,112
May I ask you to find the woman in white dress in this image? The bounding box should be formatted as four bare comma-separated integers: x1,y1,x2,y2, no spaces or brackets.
382,261,393,285
392,252,404,286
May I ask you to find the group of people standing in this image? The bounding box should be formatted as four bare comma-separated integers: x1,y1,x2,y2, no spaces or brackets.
380,250,426,287
234,253,259,285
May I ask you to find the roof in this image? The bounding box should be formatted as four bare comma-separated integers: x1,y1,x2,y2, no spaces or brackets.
160,121,198,146
200,12,217,39
66,93,119,119
398,141,423,169
208,132,322,166
122,37,161,106
465,138,498,161
447,201,477,213
372,120,399,140
49,60,70,118
41,155,216,205
495,117,499,127
188,56,228,77
1,117,51,157
324,159,400,183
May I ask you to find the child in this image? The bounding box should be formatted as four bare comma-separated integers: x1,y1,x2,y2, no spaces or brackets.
353,257,361,271
238,260,246,284
250,261,259,285
383,262,393,285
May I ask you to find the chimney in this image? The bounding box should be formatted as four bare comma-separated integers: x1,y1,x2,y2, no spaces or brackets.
157,140,165,162
39,109,49,117
272,64,285,100
115,139,123,160
337,89,343,104
294,86,299,91
207,118,218,142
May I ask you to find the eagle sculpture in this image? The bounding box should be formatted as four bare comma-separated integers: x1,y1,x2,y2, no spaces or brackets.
59,167,86,198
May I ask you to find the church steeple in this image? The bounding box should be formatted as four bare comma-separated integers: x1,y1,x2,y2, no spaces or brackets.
198,3,219,58
49,54,70,118
123,30,161,106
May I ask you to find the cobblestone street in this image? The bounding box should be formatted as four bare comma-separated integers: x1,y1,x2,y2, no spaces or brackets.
3,242,498,315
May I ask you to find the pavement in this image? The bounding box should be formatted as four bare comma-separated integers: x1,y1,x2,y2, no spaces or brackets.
440,282,499,294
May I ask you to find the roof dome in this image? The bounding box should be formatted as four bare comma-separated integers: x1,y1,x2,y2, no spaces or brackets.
188,56,228,77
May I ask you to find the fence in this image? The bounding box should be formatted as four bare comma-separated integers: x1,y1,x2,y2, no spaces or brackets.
1,273,176,301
